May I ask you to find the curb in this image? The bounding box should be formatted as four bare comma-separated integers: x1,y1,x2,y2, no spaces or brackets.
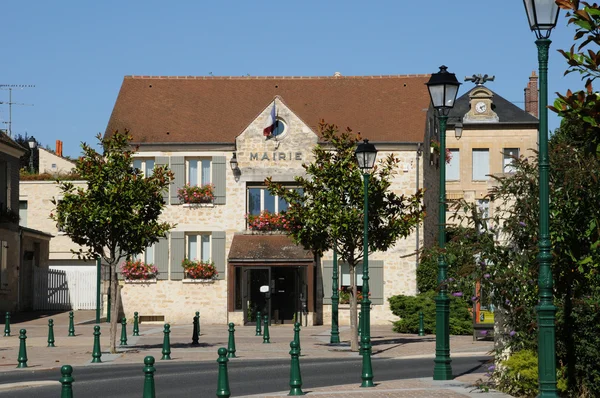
0,381,60,391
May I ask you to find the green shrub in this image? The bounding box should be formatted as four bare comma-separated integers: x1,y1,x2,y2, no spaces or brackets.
388,290,473,335
498,350,539,398
496,350,567,398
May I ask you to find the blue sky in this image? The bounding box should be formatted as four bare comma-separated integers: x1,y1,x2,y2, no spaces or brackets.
2,1,581,158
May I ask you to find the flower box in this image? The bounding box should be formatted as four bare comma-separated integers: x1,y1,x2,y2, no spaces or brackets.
120,259,158,281
182,279,215,284
177,183,215,204
246,211,291,232
182,258,218,280
125,278,157,284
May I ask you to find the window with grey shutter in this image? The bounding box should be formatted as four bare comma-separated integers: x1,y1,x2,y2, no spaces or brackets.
322,260,334,304
211,231,226,280
369,260,384,305
155,157,170,204
170,156,185,205
212,156,226,205
170,231,185,280
155,236,169,280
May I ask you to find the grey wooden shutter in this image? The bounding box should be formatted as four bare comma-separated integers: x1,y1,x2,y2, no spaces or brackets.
155,157,170,204
212,156,226,205
155,236,169,280
322,260,333,304
170,156,185,205
211,231,226,280
369,260,384,305
170,231,185,280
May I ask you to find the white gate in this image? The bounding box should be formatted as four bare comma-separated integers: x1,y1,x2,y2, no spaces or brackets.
33,267,99,310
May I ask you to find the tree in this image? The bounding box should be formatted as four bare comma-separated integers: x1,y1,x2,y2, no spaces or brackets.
552,1,600,155
50,131,174,353
267,122,424,351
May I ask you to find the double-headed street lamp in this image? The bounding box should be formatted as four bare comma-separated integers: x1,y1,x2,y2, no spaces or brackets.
522,1,560,397
426,65,461,381
354,139,377,388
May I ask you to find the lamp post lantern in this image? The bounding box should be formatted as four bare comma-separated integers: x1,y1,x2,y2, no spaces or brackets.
522,1,560,397
354,139,377,388
426,65,461,381
27,136,37,174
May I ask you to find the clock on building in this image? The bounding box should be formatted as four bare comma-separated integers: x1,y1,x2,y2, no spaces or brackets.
475,101,487,113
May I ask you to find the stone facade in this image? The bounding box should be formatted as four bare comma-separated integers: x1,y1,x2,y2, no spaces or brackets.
120,98,428,326
38,148,76,175
20,180,88,262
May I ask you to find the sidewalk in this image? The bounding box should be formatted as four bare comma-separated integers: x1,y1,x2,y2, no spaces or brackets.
0,310,511,397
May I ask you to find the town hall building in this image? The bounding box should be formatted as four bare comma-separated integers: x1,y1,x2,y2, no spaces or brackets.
105,74,436,326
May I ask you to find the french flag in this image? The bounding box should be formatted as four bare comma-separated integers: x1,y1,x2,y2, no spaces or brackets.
263,102,276,137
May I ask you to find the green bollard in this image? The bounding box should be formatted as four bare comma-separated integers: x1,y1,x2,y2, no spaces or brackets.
215,347,231,398
227,323,237,358
60,364,74,398
192,315,199,345
142,356,156,398
4,312,10,336
196,311,201,336
68,311,75,337
133,312,140,336
120,317,128,346
294,322,301,356
288,340,304,396
92,325,102,363
161,324,171,360
262,314,270,344
47,319,56,347
17,329,27,368
418,311,425,336
255,310,262,336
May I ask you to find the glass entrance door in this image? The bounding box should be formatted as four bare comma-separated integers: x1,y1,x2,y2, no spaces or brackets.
242,268,270,325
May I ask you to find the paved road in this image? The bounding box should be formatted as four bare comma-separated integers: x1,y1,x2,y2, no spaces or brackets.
0,356,491,397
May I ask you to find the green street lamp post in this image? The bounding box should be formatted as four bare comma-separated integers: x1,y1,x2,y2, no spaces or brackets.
522,1,560,397
426,65,461,381
355,139,377,388
27,137,37,174
330,246,340,344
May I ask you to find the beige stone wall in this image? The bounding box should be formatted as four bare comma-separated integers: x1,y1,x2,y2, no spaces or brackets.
446,127,537,205
20,180,88,261
120,280,228,325
38,148,76,175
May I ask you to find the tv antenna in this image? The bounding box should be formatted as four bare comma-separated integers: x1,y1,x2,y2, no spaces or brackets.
0,84,35,137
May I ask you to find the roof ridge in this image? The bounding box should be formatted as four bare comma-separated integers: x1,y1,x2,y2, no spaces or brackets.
125,74,431,80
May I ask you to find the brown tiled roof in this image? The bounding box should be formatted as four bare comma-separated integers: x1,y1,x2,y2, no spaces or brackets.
228,234,313,261
105,75,432,144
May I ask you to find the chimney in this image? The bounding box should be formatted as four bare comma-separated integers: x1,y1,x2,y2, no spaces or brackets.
524,71,538,118
56,140,63,157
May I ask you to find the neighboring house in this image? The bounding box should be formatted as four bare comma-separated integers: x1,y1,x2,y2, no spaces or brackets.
0,132,51,312
444,73,539,220
19,143,97,311
105,74,437,326
441,73,539,337
38,141,76,175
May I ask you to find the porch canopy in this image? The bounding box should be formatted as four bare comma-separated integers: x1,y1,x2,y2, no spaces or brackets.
227,233,315,312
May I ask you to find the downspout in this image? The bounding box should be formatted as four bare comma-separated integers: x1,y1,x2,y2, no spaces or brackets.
415,143,423,293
